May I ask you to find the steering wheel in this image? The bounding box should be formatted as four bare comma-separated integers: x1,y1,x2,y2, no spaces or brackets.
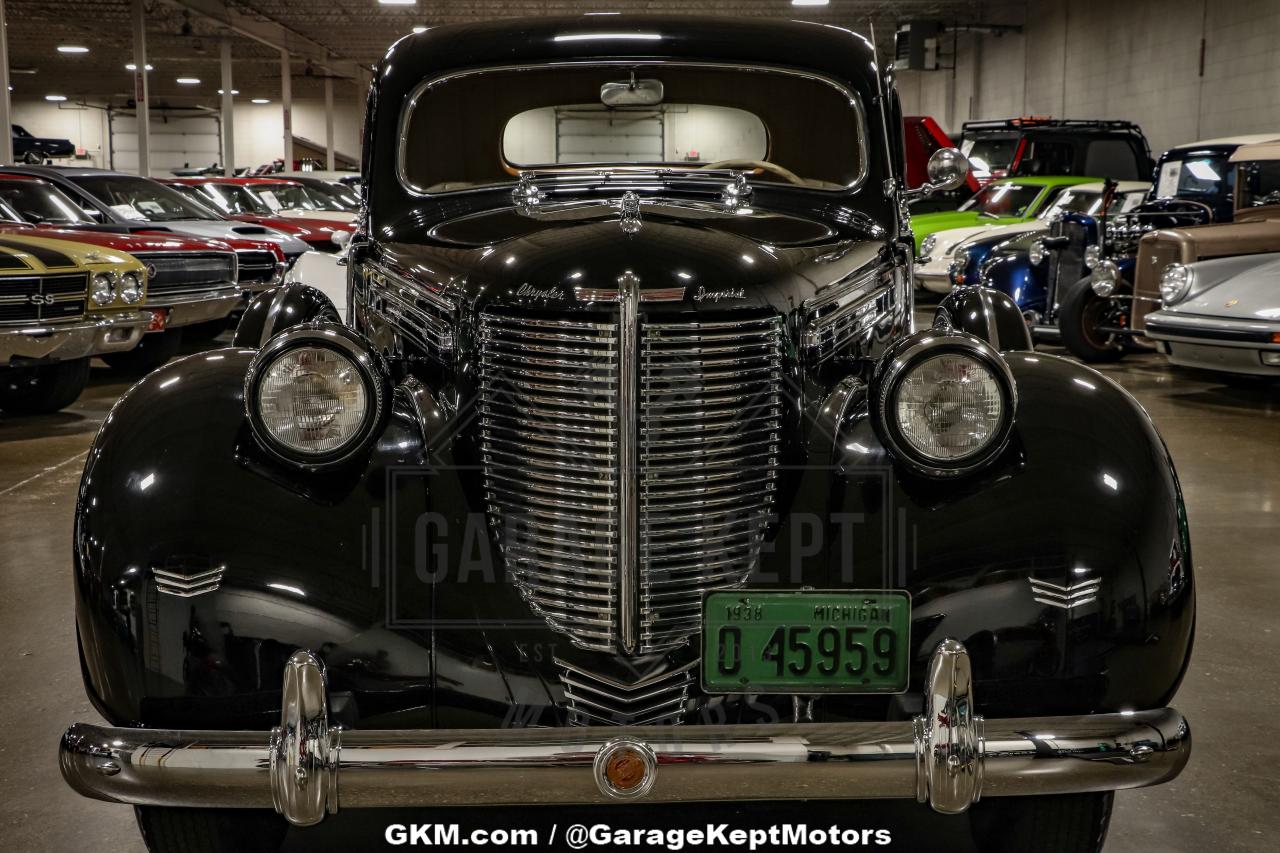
699,159,807,186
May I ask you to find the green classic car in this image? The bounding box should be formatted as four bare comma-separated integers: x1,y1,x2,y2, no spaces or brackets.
912,175,1094,254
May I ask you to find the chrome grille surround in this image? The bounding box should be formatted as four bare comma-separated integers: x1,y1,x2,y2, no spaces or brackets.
479,309,782,655
558,657,697,726
357,265,457,362
134,252,237,298
0,271,88,325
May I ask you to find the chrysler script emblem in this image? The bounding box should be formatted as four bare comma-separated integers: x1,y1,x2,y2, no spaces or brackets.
515,283,564,300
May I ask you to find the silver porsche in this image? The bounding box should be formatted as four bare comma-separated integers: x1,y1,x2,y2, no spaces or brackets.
1145,252,1280,376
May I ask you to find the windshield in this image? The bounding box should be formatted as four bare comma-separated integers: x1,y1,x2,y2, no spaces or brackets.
961,134,1018,177
1154,154,1233,200
0,179,95,225
72,175,221,222
194,184,272,215
958,182,1042,217
301,180,359,210
400,63,865,193
246,183,330,212
1237,160,1280,208
1042,188,1147,219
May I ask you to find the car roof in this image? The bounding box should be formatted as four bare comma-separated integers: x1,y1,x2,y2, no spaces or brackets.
1168,134,1280,151
0,165,119,177
1068,180,1150,193
1229,141,1280,163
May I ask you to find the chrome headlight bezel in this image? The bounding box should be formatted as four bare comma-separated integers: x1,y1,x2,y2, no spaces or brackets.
90,272,116,306
118,272,143,304
918,234,938,262
1159,263,1194,305
871,331,1017,478
1028,240,1047,267
1091,260,1120,297
244,323,392,470
1083,245,1102,270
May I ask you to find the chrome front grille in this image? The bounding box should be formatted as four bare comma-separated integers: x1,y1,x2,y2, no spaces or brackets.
638,317,781,650
479,310,781,655
359,266,456,362
0,272,87,325
135,252,237,298
558,657,696,725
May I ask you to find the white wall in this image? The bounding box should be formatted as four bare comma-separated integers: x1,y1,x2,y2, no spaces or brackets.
9,97,362,174
898,0,1280,158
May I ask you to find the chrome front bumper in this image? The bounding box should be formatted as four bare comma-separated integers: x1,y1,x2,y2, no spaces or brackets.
61,640,1190,827
150,287,244,329
1,310,148,363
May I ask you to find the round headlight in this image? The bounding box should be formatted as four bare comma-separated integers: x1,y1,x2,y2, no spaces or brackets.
948,247,971,278
919,234,937,260
118,272,142,304
245,324,390,468
1159,263,1193,305
1083,245,1102,270
90,272,115,306
874,332,1017,477
1092,260,1119,297
1028,240,1047,266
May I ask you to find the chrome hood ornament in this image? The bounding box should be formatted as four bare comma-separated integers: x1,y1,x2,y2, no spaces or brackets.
721,173,753,210
512,173,543,214
619,191,642,234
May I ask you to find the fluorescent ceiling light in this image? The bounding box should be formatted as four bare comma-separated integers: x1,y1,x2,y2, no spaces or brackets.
554,32,662,42
57,45,90,54
378,0,416,5
412,26,427,33
125,63,154,71
176,77,201,85
251,98,270,104
217,89,240,95
45,94,67,102
792,0,830,5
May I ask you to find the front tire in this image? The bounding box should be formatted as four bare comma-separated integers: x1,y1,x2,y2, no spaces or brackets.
135,806,288,853
0,358,90,414
969,792,1114,853
1058,276,1127,363
102,329,183,374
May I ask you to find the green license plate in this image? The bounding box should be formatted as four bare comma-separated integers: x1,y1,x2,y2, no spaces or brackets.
701,591,912,694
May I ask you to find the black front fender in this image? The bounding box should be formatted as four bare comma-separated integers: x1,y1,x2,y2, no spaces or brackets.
74,347,432,728
828,351,1193,716
233,284,340,348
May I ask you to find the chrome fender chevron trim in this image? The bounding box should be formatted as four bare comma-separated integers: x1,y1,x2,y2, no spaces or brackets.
59,642,1191,826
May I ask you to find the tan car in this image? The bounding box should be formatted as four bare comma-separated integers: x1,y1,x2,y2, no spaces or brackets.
0,234,148,414
1129,140,1280,336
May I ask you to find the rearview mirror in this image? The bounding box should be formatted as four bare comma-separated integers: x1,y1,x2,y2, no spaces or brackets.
601,78,664,107
906,148,970,204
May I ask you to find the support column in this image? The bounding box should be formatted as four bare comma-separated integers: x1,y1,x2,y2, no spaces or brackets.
0,0,12,165
324,76,335,171
220,40,235,176
132,0,151,176
280,50,292,168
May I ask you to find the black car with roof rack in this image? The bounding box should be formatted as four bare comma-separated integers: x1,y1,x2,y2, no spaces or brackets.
59,16,1192,853
960,117,1153,187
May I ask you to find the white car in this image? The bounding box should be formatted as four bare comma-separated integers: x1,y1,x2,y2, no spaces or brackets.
284,235,349,317
915,181,1149,293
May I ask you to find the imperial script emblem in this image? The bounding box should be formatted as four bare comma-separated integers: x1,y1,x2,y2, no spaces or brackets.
694,286,746,302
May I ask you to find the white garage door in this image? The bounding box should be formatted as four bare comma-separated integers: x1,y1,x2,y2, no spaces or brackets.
110,111,222,176
555,107,663,164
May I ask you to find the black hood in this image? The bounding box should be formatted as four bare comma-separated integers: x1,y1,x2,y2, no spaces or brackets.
372,198,887,316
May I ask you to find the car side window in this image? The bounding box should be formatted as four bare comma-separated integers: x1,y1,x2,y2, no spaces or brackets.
1085,139,1142,180
1019,140,1076,176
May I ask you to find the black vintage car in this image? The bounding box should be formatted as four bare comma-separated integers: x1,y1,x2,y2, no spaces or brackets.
61,16,1193,853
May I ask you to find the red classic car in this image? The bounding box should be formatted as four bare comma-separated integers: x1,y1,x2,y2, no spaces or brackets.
162,177,357,246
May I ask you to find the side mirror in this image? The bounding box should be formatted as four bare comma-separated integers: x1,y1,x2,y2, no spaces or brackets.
331,229,352,249
906,148,970,204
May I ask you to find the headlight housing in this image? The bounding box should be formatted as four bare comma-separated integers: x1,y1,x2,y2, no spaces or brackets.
872,331,1017,477
1159,263,1194,305
1092,260,1120,297
918,234,937,261
245,323,391,469
90,272,115,306
118,272,143,304
1028,240,1047,266
1083,245,1102,270
948,248,971,284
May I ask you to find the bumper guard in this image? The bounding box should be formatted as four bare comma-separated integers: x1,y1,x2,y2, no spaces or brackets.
60,640,1190,827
